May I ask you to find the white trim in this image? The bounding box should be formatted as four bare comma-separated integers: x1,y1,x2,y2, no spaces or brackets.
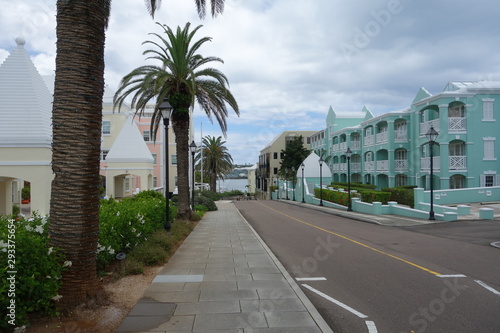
0,161,51,166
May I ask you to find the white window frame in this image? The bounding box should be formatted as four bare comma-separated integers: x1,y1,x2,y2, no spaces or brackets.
483,137,496,160
171,154,177,165
152,153,157,165
102,120,111,135
482,99,495,121
143,130,151,142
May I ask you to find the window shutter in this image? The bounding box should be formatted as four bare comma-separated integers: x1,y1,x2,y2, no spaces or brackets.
496,175,500,186
480,175,486,187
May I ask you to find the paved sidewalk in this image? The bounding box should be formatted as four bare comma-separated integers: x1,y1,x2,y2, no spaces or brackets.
116,201,333,333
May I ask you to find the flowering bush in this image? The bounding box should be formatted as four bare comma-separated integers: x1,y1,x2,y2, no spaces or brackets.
314,188,360,207
0,215,65,330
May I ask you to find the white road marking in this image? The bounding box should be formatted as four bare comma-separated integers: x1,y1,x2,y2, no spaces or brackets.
475,280,500,295
296,277,327,281
365,320,378,333
437,274,467,278
302,284,368,318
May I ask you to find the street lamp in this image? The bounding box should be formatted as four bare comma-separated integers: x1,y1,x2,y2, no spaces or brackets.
285,168,289,200
425,125,439,220
292,166,296,201
301,162,305,203
319,156,324,206
346,147,353,211
189,140,197,210
159,98,173,231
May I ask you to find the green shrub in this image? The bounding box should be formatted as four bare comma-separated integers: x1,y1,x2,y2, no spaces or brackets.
314,188,360,206
331,182,376,190
358,190,392,204
381,186,416,207
0,215,66,330
129,242,168,266
220,189,245,197
195,195,218,211
199,190,220,201
11,205,20,217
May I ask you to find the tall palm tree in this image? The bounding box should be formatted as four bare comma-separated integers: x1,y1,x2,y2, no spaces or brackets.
114,23,239,219
49,0,227,308
196,135,234,192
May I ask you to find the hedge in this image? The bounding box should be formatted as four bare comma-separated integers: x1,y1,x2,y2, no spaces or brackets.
380,186,416,207
357,190,392,204
331,182,377,190
314,188,360,206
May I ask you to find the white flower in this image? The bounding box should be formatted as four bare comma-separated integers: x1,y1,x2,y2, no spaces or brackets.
13,325,27,333
63,261,72,267
137,232,141,237
34,225,44,234
51,295,63,301
116,211,120,216
48,247,53,255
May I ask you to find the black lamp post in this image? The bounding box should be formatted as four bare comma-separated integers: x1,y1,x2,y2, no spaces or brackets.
319,156,324,206
292,166,296,201
425,125,439,220
285,168,289,200
346,147,353,211
189,140,197,210
159,99,173,231
301,162,305,203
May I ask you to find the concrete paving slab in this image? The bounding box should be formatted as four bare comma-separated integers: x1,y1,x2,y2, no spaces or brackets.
174,300,240,315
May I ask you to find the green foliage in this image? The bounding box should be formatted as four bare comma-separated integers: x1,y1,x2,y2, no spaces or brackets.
195,194,218,211
11,205,20,217
219,189,245,197
358,190,392,204
279,136,310,177
314,188,360,206
331,182,377,190
0,215,65,330
199,190,220,201
21,187,30,200
381,186,416,207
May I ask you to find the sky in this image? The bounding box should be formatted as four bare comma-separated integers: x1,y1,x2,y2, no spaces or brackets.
1,0,500,164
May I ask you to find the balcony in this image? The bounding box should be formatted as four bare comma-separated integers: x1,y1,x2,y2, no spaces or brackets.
339,142,347,151
364,135,374,146
394,129,407,142
332,144,339,152
351,162,361,172
364,161,375,172
351,141,361,150
449,156,466,170
340,163,347,172
394,159,408,172
420,119,440,136
448,117,466,132
376,160,388,172
333,164,339,171
420,156,441,171
376,131,388,144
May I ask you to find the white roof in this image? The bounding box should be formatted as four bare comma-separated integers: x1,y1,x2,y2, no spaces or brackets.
0,37,52,148
297,152,332,178
105,116,154,163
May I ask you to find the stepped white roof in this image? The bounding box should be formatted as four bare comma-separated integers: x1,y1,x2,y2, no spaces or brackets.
297,152,332,178
105,116,154,163
0,37,52,148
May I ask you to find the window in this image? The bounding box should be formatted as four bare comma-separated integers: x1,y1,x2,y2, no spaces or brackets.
171,154,177,165
485,175,494,187
274,152,278,159
395,174,407,187
448,104,465,117
480,173,500,187
152,153,157,165
483,138,496,160
395,149,407,160
482,99,495,121
450,175,465,189
125,177,130,192
101,150,109,161
143,130,151,141
274,167,278,175
280,152,285,159
449,142,464,156
153,176,157,188
102,121,111,135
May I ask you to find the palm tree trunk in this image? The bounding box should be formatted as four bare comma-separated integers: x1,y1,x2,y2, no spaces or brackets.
48,0,107,307
172,114,192,220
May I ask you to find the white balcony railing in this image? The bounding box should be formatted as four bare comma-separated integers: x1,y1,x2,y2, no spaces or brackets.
376,160,388,172
340,163,347,171
448,117,466,132
351,162,361,172
339,142,347,151
394,129,407,142
420,119,440,136
333,164,339,171
420,156,441,171
394,159,408,172
376,131,388,144
364,161,375,172
332,144,339,152
351,141,361,150
364,135,374,146
449,156,466,170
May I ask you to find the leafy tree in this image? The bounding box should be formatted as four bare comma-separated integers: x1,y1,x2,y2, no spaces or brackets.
279,136,310,179
50,0,228,308
196,135,234,192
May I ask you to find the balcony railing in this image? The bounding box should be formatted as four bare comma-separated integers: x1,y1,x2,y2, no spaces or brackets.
364,135,374,146
449,156,466,170
340,163,347,171
332,144,339,152
376,160,388,172
351,162,361,172
339,142,347,151
351,141,361,150
448,117,466,131
376,131,388,144
394,159,408,172
333,164,339,171
420,119,440,136
394,129,407,142
364,161,375,172
420,156,441,171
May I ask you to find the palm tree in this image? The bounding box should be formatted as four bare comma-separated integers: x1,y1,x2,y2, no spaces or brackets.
114,23,239,219
196,135,234,192
49,0,227,308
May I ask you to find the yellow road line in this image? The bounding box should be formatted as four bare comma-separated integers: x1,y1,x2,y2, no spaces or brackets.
259,202,442,276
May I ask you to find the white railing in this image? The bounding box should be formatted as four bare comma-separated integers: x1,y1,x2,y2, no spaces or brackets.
339,142,347,151
332,144,339,152
449,156,466,170
420,119,440,135
351,141,361,150
420,156,441,171
448,117,466,131
333,164,339,171
364,161,375,172
376,131,388,144
364,135,374,146
340,163,347,171
394,159,408,172
351,162,361,172
376,160,388,172
394,129,407,142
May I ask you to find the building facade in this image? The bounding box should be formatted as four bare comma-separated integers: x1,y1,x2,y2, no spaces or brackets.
311,81,500,190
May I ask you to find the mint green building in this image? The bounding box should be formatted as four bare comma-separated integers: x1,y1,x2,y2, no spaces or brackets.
310,81,500,191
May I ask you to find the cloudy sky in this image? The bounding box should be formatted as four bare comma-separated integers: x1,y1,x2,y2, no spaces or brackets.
1,0,499,164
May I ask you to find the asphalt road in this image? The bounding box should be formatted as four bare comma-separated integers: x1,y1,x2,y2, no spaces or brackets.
234,200,500,333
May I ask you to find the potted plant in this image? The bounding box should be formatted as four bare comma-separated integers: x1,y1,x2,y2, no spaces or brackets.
21,186,30,204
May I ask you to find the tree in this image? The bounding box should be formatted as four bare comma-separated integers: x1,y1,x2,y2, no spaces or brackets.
279,136,310,180
196,135,234,192
49,0,228,308
114,23,239,218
